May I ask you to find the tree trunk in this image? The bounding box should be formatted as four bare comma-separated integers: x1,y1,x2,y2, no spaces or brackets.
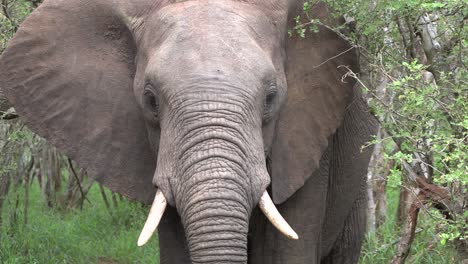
366,174,376,232
375,155,394,228
366,127,390,231
391,188,424,264
23,156,34,225
99,184,111,210
111,191,118,208
63,159,92,209
0,87,11,112
0,173,11,228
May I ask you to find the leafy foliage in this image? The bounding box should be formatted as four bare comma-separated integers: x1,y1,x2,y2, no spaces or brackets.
360,188,459,263
294,0,467,261
0,0,36,52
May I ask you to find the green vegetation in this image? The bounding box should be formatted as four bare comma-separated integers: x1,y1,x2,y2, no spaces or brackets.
360,187,459,264
0,179,459,263
0,182,159,264
294,1,467,262
0,0,35,52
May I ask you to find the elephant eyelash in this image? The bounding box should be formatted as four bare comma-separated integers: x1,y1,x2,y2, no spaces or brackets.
265,90,277,107
263,87,278,123
143,86,160,119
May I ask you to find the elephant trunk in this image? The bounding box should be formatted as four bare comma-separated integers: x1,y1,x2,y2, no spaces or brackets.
164,92,264,262
177,134,254,263
182,179,250,263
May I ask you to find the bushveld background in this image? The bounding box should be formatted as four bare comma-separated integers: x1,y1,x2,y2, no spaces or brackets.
1,1,466,263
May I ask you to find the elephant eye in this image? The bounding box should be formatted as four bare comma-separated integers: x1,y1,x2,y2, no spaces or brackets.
263,84,278,123
143,86,160,119
265,90,277,107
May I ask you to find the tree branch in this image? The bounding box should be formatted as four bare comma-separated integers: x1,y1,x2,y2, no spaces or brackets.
67,158,90,207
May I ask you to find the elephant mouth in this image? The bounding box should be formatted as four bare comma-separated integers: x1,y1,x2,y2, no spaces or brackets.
137,189,298,247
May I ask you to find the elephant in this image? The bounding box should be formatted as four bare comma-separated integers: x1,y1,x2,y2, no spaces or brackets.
0,0,378,263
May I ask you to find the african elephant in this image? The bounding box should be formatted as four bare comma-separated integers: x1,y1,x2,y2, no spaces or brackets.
0,0,377,263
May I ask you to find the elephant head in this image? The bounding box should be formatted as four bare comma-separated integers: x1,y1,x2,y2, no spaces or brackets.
0,0,357,262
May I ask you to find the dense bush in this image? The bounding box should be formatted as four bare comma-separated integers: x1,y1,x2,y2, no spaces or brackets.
294,1,466,262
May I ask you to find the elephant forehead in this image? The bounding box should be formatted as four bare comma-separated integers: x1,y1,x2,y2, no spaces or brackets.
143,8,279,93
145,0,280,52
152,34,273,82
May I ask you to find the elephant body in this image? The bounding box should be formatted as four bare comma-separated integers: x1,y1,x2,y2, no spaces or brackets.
0,0,377,263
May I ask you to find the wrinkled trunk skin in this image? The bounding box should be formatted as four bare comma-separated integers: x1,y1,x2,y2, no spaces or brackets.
161,91,266,264
181,160,250,263
178,138,252,263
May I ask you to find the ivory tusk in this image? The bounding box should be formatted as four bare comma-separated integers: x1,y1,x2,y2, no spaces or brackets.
137,189,167,246
258,191,299,240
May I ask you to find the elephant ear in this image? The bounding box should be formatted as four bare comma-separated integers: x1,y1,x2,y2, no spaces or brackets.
270,2,358,204
0,0,164,203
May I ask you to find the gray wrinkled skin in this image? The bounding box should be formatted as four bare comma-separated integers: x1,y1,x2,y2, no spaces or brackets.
0,0,377,263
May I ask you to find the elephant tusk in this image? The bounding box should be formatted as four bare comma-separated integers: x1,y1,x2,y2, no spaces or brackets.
258,191,299,240
137,189,167,246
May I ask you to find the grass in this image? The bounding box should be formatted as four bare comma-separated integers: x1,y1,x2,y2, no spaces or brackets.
0,183,159,263
360,187,459,264
0,182,460,263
